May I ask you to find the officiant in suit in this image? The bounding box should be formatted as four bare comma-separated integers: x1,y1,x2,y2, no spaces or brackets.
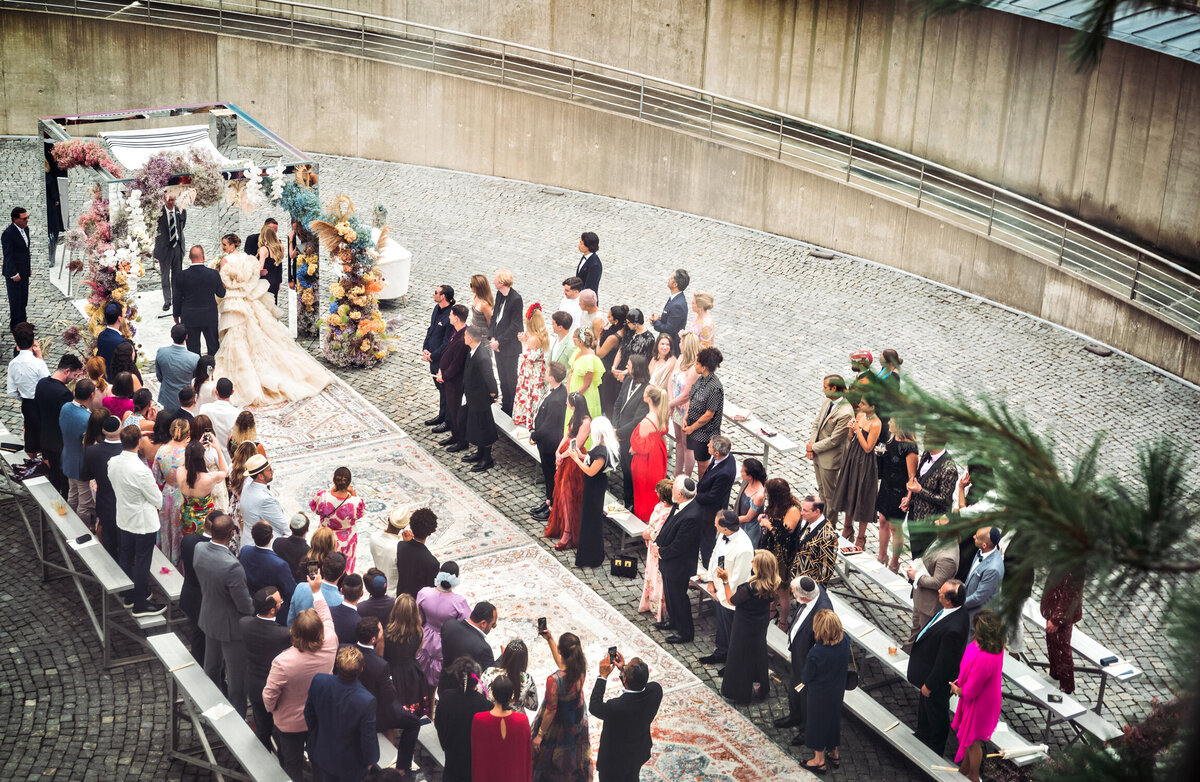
173,245,226,355
3,207,32,329
155,194,186,311
487,270,523,417
459,326,498,472
655,476,703,644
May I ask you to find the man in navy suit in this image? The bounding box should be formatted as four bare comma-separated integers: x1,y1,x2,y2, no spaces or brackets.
240,586,291,748
907,579,969,756
3,206,32,329
575,231,602,299
487,269,524,418
305,646,380,782
963,526,1005,625
155,323,199,413
95,303,131,380
173,245,226,355
439,602,498,691
239,522,296,624
331,573,365,645
694,435,737,569
353,617,422,770
655,476,704,643
422,283,454,429
649,268,690,355
589,654,664,782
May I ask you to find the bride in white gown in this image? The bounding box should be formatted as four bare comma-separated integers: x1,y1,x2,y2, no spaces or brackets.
215,249,332,406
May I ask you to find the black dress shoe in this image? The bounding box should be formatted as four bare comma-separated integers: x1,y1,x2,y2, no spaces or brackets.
162,302,171,312
438,435,457,446
717,667,726,677
665,634,692,644
530,502,548,514
470,459,494,473
530,506,551,520
699,653,726,665
461,450,482,463
446,442,468,453
654,621,675,631
773,715,801,729
432,423,451,434
423,416,443,427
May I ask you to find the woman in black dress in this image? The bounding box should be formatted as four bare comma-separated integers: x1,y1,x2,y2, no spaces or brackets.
758,478,802,630
435,656,492,782
567,416,619,568
719,546,780,703
595,303,627,417
832,397,882,551
383,593,432,718
875,420,919,572
801,609,850,772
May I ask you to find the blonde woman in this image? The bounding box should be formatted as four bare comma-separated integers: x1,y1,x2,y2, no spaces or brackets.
629,384,670,521
153,417,191,564
513,303,550,428
383,594,432,720
682,292,715,348
567,327,603,419
257,223,285,303
226,440,257,529
227,410,266,460
469,274,493,331
668,333,700,477
800,610,850,772
718,547,780,703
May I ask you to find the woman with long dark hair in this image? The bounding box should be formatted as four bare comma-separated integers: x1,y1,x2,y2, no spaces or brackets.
833,396,882,551
192,355,216,406
190,414,229,515
481,639,540,712
175,441,225,539
595,303,627,416
109,341,143,387
532,628,592,781
734,457,767,548
153,417,192,563
758,478,802,630
310,466,366,573
435,656,491,782
102,372,137,420
545,392,591,551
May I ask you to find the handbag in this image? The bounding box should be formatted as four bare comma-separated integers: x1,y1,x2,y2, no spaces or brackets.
845,642,860,691
610,555,638,579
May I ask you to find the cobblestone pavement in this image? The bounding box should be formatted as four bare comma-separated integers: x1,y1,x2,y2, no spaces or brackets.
1,136,1196,780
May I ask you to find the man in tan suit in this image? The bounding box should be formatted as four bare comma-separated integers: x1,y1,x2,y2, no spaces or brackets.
805,375,852,525
903,525,960,651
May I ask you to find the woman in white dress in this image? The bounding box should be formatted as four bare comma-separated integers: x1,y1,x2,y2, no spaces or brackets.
215,240,332,406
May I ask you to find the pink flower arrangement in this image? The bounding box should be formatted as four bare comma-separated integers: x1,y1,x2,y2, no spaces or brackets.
51,140,124,177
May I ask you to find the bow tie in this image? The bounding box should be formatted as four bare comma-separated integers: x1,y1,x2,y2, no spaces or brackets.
721,535,731,542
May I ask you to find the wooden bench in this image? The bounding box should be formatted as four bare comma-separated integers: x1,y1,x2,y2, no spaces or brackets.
720,402,800,472
148,633,289,782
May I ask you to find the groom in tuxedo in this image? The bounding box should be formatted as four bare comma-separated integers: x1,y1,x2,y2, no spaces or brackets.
655,476,703,643
155,194,187,311
173,245,226,355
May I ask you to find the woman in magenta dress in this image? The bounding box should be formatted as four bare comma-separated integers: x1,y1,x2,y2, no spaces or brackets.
638,479,675,621
471,674,532,782
951,610,1006,782
629,385,669,521
416,562,470,689
309,466,366,573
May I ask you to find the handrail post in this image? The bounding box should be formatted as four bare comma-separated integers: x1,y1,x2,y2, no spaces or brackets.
361,18,366,55
916,163,925,208
986,191,997,236
1057,224,1068,267
218,0,222,29
290,6,295,43
707,100,714,139
1131,252,1143,301
431,29,437,65
776,118,784,160
570,64,576,100
846,138,854,182
500,47,506,86
638,81,645,119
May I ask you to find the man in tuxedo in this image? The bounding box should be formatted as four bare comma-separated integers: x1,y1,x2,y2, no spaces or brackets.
904,530,960,651
180,513,215,663
438,601,498,691
421,283,454,429
529,361,568,521
173,245,226,355
194,514,255,716
34,353,83,496
239,586,292,748
488,270,524,417
154,194,187,310
700,510,753,665
695,435,737,569
792,496,839,585
82,415,123,556
575,231,602,299
3,206,32,328
332,573,365,645
906,579,969,756
806,375,852,526
655,476,703,643
589,654,663,782
649,268,689,355
438,304,470,451
395,508,439,599
95,303,131,381
240,522,296,623
612,355,650,510
304,646,380,782
774,576,833,740
963,526,1005,624
155,323,199,413
353,617,422,768
459,326,498,472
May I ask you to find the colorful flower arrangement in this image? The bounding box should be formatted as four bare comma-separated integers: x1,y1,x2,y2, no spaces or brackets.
50,139,124,178
64,186,141,342
281,178,323,337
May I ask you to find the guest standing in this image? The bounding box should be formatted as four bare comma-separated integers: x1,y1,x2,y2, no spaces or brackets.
422,283,454,429
557,277,584,334
488,269,524,417
3,206,32,328
532,629,593,781
357,567,395,627
683,292,715,348
240,522,297,620
310,466,366,574
110,425,165,617
655,476,704,644
800,610,851,772
384,593,433,718
352,617,421,771
395,507,440,599
647,333,677,391
176,441,225,540
806,375,852,529
110,342,143,390
649,268,689,355
575,231,602,297
876,421,919,571
415,563,470,689
369,507,409,593
701,509,754,667
733,458,767,548
435,657,491,782
459,326,499,472
227,410,266,460
904,529,961,652
907,580,969,756
594,302,626,416
567,327,604,419
254,223,285,303
628,385,669,522
567,416,618,569
512,302,549,428
304,646,380,782
1041,568,1085,694
468,273,493,332
82,415,124,558
833,397,882,550
191,355,216,408
58,379,94,527
273,513,311,580
682,346,724,481
719,549,779,703
35,353,83,496
438,304,470,450
545,393,591,551
472,674,533,782
668,333,699,477
951,611,1006,782
758,478,801,629
440,602,498,688
695,434,737,569
792,495,839,587
194,515,255,718
612,353,650,511
241,587,292,749
8,322,48,455
155,323,199,413
637,479,674,622
904,433,959,524
481,639,540,713
529,361,568,522
774,576,833,741
101,371,136,421
546,310,577,370
588,654,663,782
95,303,130,380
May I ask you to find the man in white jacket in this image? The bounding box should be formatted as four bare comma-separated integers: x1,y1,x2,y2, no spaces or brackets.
110,424,165,616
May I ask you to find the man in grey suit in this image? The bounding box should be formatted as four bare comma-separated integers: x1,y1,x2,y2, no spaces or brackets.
806,375,852,526
154,194,186,311
194,513,254,716
154,322,199,413
904,529,960,651
963,526,1005,625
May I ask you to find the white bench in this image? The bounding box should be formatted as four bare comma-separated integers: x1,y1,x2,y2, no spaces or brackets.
721,403,800,472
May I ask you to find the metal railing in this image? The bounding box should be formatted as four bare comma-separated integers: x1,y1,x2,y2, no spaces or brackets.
8,0,1200,336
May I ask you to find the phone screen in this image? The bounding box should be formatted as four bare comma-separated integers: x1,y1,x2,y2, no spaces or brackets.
537,617,547,632
608,646,618,663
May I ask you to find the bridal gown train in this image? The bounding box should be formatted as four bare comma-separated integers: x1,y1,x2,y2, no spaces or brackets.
215,252,332,406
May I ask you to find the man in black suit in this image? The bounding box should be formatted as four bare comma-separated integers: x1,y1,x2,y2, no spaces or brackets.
488,270,524,417
438,305,470,451
82,414,124,557
422,283,454,429
649,268,689,355
695,435,737,569
907,579,969,756
612,354,650,510
529,361,568,521
34,353,83,496
180,513,215,663
395,508,439,599
459,326,499,472
240,586,292,749
775,576,833,741
154,194,187,311
272,513,312,580
655,476,704,643
3,206,32,328
353,617,422,769
95,303,130,381
589,654,663,782
173,245,226,355
173,387,197,427
439,601,498,691
332,573,365,645
575,231,603,300
241,217,275,259
239,521,295,623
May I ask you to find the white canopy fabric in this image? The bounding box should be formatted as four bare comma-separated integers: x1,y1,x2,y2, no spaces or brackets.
99,125,237,171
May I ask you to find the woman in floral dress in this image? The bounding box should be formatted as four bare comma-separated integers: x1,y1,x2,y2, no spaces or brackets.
176,441,226,540
153,418,190,564
513,303,550,428
310,466,366,574
638,479,675,621
532,629,592,781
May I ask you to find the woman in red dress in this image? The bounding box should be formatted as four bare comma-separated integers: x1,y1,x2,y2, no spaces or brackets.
629,385,670,521
471,674,532,782
545,393,592,550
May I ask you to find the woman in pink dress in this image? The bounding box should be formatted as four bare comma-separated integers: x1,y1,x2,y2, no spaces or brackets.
309,466,366,574
416,562,471,689
512,303,549,428
637,479,675,621
950,610,1006,781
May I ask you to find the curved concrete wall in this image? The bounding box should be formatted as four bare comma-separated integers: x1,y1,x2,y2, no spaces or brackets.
251,0,1200,263
3,10,1198,382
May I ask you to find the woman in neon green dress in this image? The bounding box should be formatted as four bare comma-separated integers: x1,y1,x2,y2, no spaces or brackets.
566,327,604,421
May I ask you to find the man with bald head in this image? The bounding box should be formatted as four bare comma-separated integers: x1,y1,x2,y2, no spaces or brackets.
963,526,1005,624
